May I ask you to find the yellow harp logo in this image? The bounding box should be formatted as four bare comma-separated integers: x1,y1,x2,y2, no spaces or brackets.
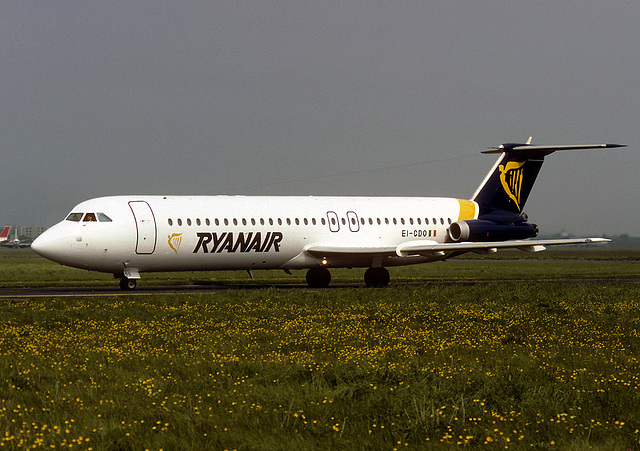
499,161,526,211
168,233,182,254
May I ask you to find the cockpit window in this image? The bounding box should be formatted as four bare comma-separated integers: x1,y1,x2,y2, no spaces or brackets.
66,212,112,222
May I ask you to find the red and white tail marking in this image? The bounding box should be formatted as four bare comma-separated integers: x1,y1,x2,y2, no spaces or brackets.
0,226,10,241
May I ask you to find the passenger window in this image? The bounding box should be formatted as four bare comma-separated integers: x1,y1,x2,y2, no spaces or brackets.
196,218,201,226
66,213,83,222
178,219,183,226
168,218,173,226
187,219,192,226
409,218,414,225
206,219,210,226
83,213,97,222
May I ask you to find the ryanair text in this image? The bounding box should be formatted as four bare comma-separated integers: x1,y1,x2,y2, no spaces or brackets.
193,232,283,253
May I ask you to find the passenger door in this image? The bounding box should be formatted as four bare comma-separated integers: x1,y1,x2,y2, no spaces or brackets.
129,201,157,254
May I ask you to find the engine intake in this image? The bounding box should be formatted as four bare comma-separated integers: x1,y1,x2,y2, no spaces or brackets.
449,220,538,242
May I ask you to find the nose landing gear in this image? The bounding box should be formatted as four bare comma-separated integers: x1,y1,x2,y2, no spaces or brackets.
117,268,140,290
119,277,137,290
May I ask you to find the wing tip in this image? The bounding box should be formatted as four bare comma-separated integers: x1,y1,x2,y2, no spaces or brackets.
584,237,611,243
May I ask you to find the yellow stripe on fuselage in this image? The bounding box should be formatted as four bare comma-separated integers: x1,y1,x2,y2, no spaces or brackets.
457,199,477,221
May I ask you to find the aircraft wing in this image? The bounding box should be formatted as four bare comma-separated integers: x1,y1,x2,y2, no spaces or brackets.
306,238,609,260
306,245,398,259
394,237,609,256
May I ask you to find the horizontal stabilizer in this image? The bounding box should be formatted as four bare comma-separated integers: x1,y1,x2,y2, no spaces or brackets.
482,143,625,154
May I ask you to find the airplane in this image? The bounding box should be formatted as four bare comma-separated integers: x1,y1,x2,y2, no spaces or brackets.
31,139,625,290
0,226,10,243
0,227,32,248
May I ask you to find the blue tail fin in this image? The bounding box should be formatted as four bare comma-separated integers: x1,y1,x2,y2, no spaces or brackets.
471,140,625,219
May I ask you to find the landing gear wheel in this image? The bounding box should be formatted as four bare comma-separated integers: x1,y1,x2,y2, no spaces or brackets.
364,267,390,287
306,267,331,288
120,278,137,291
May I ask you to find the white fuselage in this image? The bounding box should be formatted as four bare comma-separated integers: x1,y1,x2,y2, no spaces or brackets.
31,142,622,289
32,195,478,274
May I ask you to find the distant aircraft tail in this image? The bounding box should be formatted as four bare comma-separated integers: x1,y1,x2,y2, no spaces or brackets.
0,226,10,242
471,139,625,219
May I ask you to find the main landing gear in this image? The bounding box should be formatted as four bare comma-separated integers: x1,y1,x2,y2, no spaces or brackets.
304,266,390,288
306,267,331,288
364,267,390,287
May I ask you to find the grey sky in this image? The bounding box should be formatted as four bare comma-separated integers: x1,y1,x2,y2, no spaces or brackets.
1,1,638,235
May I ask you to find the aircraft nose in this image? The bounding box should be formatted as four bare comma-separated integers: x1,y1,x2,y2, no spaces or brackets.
31,228,67,261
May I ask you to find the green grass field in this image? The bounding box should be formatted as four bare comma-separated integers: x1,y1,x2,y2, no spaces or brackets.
0,248,639,449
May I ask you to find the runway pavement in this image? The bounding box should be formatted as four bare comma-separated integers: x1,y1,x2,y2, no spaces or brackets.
1,277,638,299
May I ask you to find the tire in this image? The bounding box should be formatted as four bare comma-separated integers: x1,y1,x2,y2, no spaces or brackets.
364,267,390,287
120,278,137,290
306,267,331,288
